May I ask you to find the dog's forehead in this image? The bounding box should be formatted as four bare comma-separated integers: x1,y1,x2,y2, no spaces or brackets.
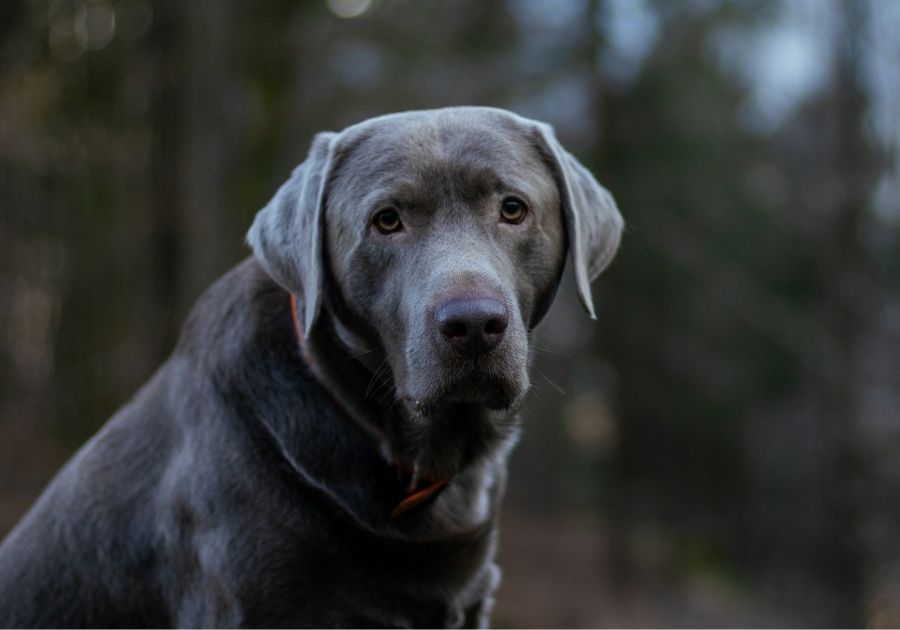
332,108,553,207
342,111,540,179
345,107,532,149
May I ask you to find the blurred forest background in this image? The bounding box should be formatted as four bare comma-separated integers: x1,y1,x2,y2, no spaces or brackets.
2,0,899,626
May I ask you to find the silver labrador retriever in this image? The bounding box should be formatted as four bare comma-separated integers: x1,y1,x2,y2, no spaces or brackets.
0,106,622,628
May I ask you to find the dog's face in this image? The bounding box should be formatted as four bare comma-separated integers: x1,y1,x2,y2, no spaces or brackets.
323,112,565,415
247,107,622,472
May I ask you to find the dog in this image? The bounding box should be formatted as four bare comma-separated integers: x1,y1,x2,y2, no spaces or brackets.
0,106,622,628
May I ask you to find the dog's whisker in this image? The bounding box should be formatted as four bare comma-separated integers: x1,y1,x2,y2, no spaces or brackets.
537,369,567,396
370,368,396,399
375,388,395,406
348,346,384,360
531,331,576,361
364,358,390,399
526,388,545,410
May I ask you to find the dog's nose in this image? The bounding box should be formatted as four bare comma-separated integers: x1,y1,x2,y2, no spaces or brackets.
435,297,509,356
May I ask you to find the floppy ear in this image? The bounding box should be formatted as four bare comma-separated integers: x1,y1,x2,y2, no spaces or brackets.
536,124,623,319
246,132,337,333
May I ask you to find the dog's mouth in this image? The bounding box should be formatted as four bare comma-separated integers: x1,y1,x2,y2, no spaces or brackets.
400,370,525,418
379,359,528,481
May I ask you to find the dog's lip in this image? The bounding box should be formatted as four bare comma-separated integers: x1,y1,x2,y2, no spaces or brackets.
397,359,526,416
400,387,523,417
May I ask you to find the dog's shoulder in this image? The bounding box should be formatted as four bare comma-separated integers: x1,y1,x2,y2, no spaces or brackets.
176,257,284,360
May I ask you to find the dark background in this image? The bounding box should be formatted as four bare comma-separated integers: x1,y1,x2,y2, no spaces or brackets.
2,0,899,626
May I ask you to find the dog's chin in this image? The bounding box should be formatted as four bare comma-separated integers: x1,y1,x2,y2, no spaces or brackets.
390,375,526,481
401,373,527,419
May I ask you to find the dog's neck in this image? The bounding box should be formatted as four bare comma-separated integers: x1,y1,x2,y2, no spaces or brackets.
288,293,451,516
288,293,387,447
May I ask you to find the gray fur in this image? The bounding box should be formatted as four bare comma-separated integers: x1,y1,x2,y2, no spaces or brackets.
247,131,337,333
534,122,623,318
0,106,622,628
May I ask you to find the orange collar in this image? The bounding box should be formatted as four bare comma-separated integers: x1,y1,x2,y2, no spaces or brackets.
390,477,449,517
288,293,449,518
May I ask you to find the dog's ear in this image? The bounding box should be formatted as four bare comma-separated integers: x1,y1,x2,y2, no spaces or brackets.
535,123,623,319
247,132,337,333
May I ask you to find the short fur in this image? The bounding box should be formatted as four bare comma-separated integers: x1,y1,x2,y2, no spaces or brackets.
0,107,622,628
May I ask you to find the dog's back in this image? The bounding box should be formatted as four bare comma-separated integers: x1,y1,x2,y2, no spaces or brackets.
0,367,174,626
0,262,267,626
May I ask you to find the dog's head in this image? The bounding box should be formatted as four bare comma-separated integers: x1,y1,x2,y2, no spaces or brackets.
248,107,621,472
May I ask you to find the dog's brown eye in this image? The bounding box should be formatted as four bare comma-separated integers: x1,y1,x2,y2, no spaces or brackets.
373,208,403,234
500,197,527,224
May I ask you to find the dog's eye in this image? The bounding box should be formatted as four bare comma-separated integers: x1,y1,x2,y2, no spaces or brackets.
500,197,527,224
373,208,403,234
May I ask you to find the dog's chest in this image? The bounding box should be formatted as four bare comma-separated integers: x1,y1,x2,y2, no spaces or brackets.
237,519,499,628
